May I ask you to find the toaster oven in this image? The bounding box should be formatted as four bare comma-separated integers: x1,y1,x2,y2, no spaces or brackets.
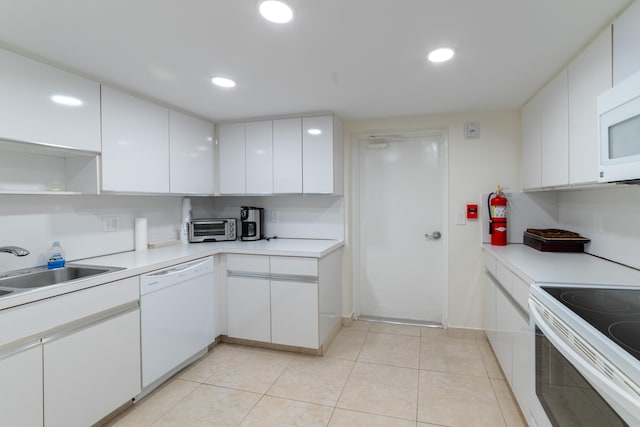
188,218,236,242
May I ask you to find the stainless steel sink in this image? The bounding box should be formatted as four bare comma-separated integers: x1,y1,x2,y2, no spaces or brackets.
0,264,124,291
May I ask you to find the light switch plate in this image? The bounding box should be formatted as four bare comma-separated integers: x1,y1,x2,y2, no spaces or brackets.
464,122,480,139
456,211,467,225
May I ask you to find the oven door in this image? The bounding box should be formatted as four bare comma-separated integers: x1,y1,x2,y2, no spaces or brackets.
529,297,639,426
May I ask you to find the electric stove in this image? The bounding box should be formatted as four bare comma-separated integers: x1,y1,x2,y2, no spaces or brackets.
542,286,640,362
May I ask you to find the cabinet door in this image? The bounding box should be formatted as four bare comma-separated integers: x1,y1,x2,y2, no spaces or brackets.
169,111,215,194
568,28,612,185
483,272,497,347
521,95,542,190
273,118,302,193
511,310,531,425
44,309,141,427
0,48,101,152
218,122,246,194
271,280,319,348
613,0,640,84
303,116,335,194
539,69,569,187
245,120,273,194
227,276,271,342
494,286,513,382
0,343,43,427
101,87,170,193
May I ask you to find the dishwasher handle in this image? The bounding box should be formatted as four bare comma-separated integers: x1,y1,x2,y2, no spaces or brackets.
140,257,213,294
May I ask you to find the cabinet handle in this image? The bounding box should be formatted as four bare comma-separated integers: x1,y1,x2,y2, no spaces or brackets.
41,301,139,344
0,339,41,360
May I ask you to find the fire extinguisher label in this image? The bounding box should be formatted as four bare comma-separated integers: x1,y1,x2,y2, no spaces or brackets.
491,206,506,218
495,227,507,232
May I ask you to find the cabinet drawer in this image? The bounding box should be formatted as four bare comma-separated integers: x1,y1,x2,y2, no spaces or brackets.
270,256,317,277
495,262,514,294
484,252,497,277
0,276,139,348
226,254,269,273
511,275,531,314
496,262,530,313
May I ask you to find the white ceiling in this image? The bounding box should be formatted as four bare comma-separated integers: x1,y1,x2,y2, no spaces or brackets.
0,0,632,122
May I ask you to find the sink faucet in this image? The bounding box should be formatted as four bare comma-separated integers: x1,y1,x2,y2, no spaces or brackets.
0,246,30,257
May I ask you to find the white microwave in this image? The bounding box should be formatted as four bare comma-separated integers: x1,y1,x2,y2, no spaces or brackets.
598,70,640,183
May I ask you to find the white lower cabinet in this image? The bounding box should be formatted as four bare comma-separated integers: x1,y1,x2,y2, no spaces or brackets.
0,276,141,427
483,271,498,349
226,253,329,349
271,280,318,348
227,274,271,342
44,308,141,427
494,286,514,382
484,250,531,425
0,343,43,427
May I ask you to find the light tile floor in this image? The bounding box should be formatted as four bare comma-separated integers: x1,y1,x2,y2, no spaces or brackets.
106,321,527,427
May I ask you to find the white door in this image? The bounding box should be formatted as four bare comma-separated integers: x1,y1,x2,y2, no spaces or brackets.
356,133,446,324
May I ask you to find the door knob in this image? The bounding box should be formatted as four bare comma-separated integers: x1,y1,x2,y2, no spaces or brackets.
425,231,442,239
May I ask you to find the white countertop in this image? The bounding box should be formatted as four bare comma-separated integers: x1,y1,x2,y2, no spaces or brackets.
484,243,640,286
0,238,343,311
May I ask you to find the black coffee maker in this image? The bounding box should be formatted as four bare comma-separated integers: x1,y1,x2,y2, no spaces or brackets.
240,206,264,241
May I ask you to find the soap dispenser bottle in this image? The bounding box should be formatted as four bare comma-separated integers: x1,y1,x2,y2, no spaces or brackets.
47,241,65,269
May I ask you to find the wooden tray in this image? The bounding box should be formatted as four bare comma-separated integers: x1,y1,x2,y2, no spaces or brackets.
523,229,590,252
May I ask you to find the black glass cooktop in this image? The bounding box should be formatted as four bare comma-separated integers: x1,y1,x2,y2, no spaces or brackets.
542,286,640,362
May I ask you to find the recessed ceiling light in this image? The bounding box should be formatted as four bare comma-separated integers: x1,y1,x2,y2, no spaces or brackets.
50,95,83,106
307,128,322,136
428,48,455,63
211,76,236,88
259,0,293,24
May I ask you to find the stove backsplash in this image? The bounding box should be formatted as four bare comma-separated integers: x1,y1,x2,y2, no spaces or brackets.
557,185,640,271
481,185,640,271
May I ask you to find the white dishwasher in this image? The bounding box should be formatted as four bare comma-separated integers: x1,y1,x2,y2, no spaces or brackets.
139,256,215,396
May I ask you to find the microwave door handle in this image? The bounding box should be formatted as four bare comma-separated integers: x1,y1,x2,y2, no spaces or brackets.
529,300,640,422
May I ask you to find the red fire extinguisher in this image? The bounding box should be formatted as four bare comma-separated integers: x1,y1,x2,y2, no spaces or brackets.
488,185,507,246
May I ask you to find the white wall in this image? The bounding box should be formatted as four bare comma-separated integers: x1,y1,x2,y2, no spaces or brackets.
0,195,181,271
190,195,344,240
343,109,521,329
557,185,640,270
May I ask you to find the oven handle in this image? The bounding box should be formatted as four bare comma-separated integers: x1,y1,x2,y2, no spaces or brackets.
529,299,640,423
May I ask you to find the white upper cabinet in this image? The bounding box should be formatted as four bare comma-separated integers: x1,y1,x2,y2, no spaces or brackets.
218,122,246,194
613,0,640,85
273,118,302,193
539,69,569,188
169,111,215,194
521,94,543,190
101,86,170,193
303,115,343,194
217,114,343,195
0,48,101,152
568,27,612,185
245,120,273,194
522,26,613,191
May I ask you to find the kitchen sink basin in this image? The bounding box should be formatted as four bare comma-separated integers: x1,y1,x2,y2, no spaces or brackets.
0,265,124,290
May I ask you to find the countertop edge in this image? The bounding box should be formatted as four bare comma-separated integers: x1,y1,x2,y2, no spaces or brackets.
482,243,640,286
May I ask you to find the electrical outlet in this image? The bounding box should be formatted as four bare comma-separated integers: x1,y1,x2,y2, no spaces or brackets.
102,216,119,232
271,210,280,223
